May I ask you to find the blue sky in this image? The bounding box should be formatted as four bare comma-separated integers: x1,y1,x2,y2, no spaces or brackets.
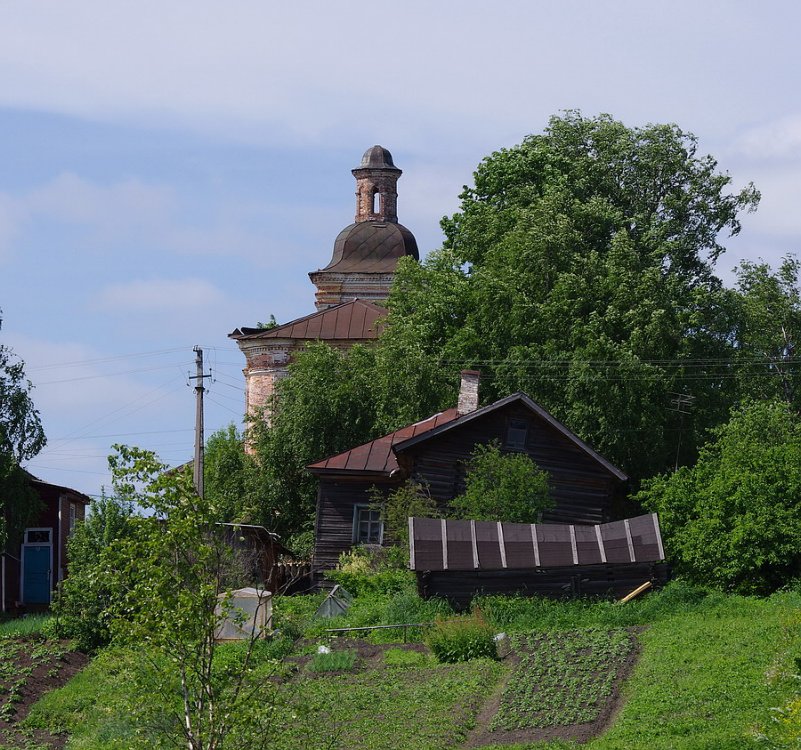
1,1,799,497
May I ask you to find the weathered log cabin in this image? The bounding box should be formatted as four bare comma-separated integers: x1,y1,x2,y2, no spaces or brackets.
307,372,629,575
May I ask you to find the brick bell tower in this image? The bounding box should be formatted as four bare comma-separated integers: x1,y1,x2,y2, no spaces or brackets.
308,145,419,310
230,146,419,437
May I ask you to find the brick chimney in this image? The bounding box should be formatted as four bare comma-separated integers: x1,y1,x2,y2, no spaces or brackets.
457,370,481,416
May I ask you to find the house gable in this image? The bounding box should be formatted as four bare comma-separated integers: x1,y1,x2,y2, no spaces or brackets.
396,397,625,526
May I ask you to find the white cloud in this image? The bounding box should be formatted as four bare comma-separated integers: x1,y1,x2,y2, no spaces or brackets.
733,116,801,161
0,173,177,262
2,2,797,150
0,194,23,259
95,277,226,312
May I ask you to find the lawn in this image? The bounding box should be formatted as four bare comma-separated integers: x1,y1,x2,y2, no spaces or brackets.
19,583,801,749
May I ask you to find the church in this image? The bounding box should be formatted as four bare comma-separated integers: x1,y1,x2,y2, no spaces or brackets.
229,145,418,423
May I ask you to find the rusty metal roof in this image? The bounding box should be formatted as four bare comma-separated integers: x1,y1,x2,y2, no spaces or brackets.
307,393,628,481
307,408,460,475
229,299,385,342
356,145,400,172
314,222,419,274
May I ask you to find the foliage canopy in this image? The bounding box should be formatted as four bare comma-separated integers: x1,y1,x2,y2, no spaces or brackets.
0,310,45,548
450,441,552,523
638,400,801,594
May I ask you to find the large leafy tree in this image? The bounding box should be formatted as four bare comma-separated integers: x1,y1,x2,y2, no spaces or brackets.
733,256,801,408
638,400,801,594
376,112,759,481
0,310,45,548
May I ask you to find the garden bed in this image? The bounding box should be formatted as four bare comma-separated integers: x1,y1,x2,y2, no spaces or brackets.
465,627,642,747
0,633,88,749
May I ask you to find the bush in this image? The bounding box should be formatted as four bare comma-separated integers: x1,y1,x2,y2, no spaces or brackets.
325,547,417,598
426,612,497,663
272,593,325,640
450,441,552,523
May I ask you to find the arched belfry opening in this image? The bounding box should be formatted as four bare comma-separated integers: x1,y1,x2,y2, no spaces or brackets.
352,145,401,224
308,145,418,310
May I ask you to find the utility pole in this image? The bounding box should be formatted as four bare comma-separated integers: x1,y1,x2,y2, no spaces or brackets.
669,392,695,472
189,346,212,498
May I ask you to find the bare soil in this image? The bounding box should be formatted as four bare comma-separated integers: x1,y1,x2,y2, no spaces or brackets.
0,635,88,750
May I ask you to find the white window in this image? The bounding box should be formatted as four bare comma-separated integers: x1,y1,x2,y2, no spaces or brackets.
353,505,383,545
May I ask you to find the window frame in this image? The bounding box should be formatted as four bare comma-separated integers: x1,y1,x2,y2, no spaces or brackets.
352,504,384,545
505,417,530,451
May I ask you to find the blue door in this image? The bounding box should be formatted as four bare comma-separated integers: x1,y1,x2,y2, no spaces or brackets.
23,545,51,604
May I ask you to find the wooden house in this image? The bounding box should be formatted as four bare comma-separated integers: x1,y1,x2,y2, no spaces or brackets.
1,474,90,613
307,371,629,576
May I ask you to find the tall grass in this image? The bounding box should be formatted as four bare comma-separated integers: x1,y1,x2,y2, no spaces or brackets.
476,578,717,632
0,614,52,637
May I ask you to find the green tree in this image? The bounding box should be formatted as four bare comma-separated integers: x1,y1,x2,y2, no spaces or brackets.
638,399,801,594
53,491,137,651
733,256,801,408
0,311,45,549
249,342,380,546
375,112,759,481
204,424,261,524
101,445,280,750
450,441,552,523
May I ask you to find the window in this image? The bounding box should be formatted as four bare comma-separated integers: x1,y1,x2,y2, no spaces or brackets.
353,505,383,545
24,528,51,544
372,188,380,214
68,502,77,534
506,418,529,450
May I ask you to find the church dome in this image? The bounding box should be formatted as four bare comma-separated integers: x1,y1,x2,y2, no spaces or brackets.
319,221,419,273
358,145,400,172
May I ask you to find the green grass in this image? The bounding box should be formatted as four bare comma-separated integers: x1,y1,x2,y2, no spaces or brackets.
23,584,801,749
0,614,52,637
480,590,801,750
383,647,431,668
276,659,505,750
308,649,357,673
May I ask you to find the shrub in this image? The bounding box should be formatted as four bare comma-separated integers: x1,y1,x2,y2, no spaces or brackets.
639,400,801,594
450,441,552,523
272,593,325,640
426,612,497,663
308,649,357,673
325,547,417,598
376,480,440,557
